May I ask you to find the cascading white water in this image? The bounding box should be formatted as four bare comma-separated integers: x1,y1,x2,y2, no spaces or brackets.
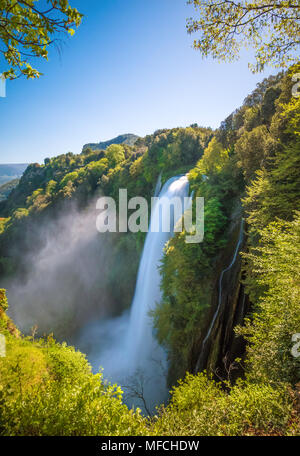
154,171,162,197
126,175,190,374
123,174,190,411
76,174,190,413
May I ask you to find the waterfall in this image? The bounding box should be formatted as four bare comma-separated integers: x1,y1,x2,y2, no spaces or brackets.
76,174,190,413
154,171,162,197
126,175,190,370
119,174,190,411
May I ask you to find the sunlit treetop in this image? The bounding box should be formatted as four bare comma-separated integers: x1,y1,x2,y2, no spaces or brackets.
0,0,82,79
187,0,300,72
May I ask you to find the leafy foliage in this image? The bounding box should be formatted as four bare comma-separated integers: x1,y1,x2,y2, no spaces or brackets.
0,290,146,436
187,0,300,72
238,216,300,385
0,0,82,79
153,373,293,436
196,137,229,175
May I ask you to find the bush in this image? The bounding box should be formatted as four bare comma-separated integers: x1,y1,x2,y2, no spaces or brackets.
153,373,293,436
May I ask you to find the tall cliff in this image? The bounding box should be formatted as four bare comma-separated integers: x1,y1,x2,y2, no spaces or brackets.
191,209,249,381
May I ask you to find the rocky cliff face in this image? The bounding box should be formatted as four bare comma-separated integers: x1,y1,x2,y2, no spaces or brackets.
191,211,249,381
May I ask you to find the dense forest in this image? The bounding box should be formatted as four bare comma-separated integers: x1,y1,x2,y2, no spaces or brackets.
0,64,299,435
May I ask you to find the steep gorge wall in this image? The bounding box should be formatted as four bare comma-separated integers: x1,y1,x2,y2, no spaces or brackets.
190,213,250,380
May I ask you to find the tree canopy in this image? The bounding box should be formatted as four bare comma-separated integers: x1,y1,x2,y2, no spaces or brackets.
187,0,300,72
0,0,82,79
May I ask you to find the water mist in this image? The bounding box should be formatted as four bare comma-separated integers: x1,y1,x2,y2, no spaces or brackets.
77,175,190,413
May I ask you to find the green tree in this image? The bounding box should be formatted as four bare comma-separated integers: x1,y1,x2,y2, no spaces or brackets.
0,0,82,79
153,373,292,436
105,144,125,167
238,215,300,385
243,69,300,229
59,171,78,188
197,137,229,176
187,1,300,72
235,125,275,181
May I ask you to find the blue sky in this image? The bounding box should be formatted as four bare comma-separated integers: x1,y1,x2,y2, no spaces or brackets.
0,0,278,164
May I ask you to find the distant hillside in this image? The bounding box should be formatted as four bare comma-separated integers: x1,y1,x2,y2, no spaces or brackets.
82,133,139,152
0,163,28,185
0,178,20,201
